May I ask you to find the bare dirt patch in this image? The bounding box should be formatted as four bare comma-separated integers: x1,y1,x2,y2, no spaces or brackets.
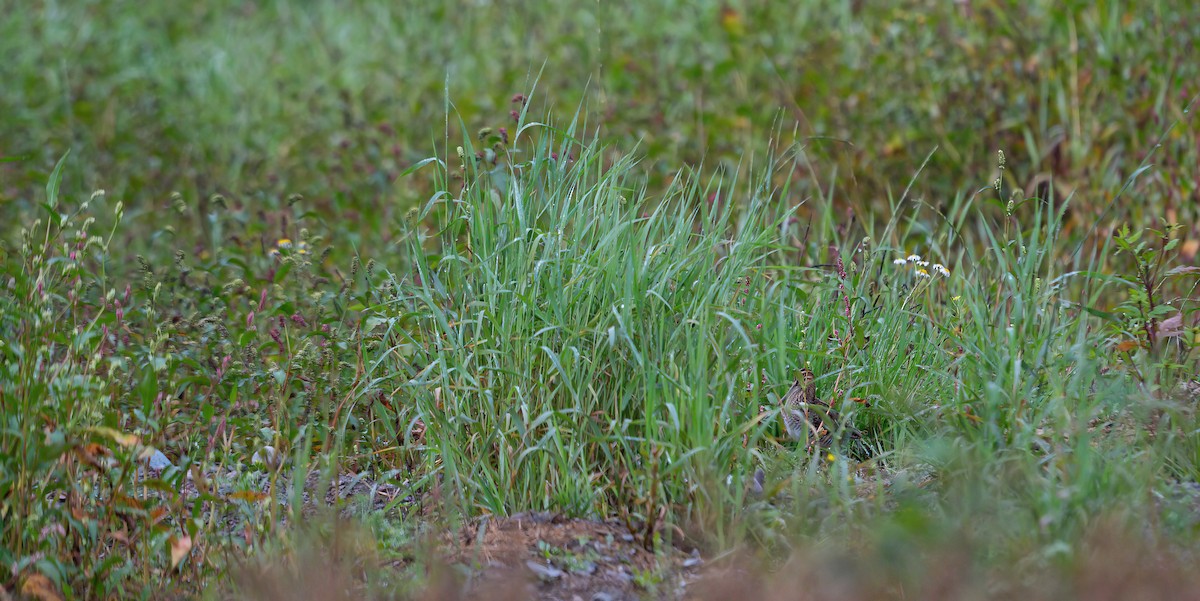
445,512,700,601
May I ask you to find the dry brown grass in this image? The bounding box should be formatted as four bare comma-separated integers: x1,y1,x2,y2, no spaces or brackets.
219,514,1200,601
689,519,1200,601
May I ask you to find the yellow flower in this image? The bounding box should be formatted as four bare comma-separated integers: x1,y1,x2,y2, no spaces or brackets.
277,238,293,249
720,7,745,37
825,453,836,463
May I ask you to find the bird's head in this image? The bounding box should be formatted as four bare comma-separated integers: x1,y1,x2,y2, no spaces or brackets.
798,368,815,387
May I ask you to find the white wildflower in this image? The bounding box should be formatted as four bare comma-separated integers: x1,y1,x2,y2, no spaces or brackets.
933,264,951,277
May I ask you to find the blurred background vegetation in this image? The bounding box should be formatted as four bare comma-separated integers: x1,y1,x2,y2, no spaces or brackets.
4,0,1198,256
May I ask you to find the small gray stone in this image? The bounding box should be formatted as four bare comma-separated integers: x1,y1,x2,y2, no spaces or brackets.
749,468,765,496
525,560,564,581
144,449,173,471
609,568,633,584
251,445,282,469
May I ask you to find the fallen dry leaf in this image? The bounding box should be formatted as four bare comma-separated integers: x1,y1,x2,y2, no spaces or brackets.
150,506,169,524
20,574,63,601
1180,238,1198,261
86,426,139,447
228,490,269,503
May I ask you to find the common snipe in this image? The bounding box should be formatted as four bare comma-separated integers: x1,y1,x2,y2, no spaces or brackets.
780,368,862,448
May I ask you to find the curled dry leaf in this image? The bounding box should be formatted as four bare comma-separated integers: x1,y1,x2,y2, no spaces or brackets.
1156,313,1186,338
169,534,193,569
407,418,426,444
1166,264,1200,277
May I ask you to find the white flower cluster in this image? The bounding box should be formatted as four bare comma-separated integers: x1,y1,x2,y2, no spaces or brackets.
893,254,951,279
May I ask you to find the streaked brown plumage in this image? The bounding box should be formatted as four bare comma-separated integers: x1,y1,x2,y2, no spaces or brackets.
780,368,862,447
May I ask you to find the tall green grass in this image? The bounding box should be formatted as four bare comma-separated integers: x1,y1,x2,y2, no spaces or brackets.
362,117,1198,559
